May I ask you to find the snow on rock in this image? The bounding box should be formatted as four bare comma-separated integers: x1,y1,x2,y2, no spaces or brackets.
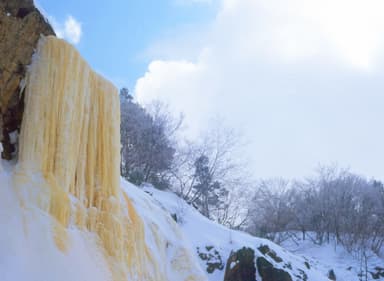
141,184,330,281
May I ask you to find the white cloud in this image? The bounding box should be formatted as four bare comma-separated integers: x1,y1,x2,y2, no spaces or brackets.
50,15,82,45
215,0,384,70
135,0,384,179
136,59,213,136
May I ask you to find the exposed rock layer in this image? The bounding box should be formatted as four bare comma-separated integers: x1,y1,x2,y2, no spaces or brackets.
0,0,54,159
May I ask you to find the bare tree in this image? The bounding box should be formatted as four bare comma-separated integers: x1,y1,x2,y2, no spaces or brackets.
247,178,296,243
170,123,251,225
246,164,384,254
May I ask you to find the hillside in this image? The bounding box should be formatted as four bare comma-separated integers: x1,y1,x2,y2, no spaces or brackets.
141,184,384,281
281,233,384,281
2,151,384,281
0,158,332,281
136,184,328,281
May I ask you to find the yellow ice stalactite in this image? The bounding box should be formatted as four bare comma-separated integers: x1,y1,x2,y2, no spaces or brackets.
15,36,162,281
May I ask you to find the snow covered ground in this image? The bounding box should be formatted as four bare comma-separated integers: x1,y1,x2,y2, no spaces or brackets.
140,184,384,281
140,184,330,281
281,233,384,281
0,161,112,281
0,161,206,281
1,156,383,281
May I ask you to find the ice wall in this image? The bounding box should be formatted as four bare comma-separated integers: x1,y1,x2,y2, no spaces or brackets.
12,36,205,281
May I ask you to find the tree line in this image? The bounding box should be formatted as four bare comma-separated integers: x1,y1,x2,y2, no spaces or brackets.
120,88,384,254
246,165,384,255
119,88,249,228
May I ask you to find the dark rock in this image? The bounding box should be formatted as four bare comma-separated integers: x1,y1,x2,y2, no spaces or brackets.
327,269,336,281
197,245,224,274
224,247,256,281
296,269,308,281
171,213,178,222
0,0,55,159
370,267,384,280
283,262,292,270
257,244,283,263
304,261,310,270
256,257,292,281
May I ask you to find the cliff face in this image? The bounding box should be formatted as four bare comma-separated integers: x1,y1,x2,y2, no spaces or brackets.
0,0,54,159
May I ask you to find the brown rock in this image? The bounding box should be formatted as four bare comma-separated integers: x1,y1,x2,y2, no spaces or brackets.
0,0,55,159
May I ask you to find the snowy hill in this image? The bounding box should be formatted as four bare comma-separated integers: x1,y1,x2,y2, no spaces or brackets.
138,184,329,281
139,184,384,281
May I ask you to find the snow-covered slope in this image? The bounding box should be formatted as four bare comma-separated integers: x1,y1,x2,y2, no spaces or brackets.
140,185,331,281
140,184,384,281
0,161,207,281
281,233,384,281
0,162,112,281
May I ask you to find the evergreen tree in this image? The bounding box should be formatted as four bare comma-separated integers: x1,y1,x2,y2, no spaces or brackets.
192,154,229,219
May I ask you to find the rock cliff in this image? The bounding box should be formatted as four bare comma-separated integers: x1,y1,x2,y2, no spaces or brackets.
0,0,54,159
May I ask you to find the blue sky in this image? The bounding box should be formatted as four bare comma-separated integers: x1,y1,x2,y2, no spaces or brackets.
37,0,218,89
36,0,384,180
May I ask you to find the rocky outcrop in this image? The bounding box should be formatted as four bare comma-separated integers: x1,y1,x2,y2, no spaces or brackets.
223,247,256,281
223,246,296,281
256,257,292,281
0,0,54,159
327,269,336,281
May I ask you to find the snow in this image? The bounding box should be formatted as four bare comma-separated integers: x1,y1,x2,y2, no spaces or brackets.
141,184,330,281
281,233,384,281
141,184,384,281
120,179,206,281
0,161,111,281
1,158,382,281
0,162,206,281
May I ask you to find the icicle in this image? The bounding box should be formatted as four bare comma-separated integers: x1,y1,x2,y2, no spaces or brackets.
14,35,205,281
15,36,149,280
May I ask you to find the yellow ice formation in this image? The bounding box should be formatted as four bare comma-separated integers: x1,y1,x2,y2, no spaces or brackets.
13,36,203,281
